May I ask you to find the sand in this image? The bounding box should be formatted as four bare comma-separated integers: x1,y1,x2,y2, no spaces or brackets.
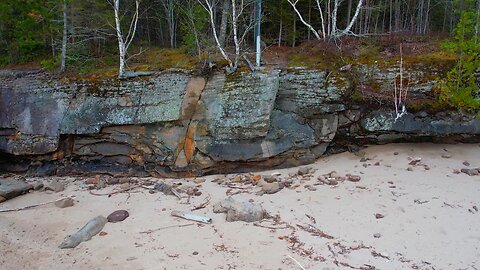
1,143,479,270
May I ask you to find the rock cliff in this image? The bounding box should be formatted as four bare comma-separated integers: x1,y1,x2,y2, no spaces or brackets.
0,68,478,177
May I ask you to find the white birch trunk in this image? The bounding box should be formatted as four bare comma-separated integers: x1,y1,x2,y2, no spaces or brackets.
288,0,321,40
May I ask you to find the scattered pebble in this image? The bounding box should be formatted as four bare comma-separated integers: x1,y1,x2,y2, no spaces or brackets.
375,213,385,219
373,233,382,238
462,161,470,166
107,210,130,223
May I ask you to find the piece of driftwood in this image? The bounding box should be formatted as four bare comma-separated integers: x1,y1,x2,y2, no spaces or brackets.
59,215,108,249
171,210,212,224
0,197,72,213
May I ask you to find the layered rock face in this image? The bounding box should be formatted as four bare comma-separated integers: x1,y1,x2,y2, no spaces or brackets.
0,68,478,177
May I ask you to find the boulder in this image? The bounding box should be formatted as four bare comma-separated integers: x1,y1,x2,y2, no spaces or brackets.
0,178,33,200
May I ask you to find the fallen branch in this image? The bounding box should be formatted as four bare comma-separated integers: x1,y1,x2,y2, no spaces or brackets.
89,184,140,196
253,222,290,230
191,195,211,211
0,197,72,213
297,223,334,239
139,223,195,234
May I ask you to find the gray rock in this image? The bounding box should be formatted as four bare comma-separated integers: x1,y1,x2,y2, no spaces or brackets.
0,178,33,200
461,168,479,176
213,197,266,222
44,180,65,192
54,197,74,208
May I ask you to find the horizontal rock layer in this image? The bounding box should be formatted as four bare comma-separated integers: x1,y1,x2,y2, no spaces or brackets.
0,68,478,177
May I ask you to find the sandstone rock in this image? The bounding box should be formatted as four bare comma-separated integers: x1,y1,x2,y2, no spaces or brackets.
44,180,65,193
441,153,452,159
0,178,33,200
260,182,281,195
298,167,312,176
32,182,44,190
55,197,74,208
213,197,266,222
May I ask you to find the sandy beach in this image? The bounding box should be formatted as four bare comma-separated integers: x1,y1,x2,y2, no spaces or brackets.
1,143,479,270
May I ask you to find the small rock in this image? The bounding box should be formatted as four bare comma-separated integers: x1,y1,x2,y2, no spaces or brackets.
54,197,74,208
85,178,99,185
107,210,130,223
327,180,338,186
213,197,265,222
0,196,6,203
346,174,361,182
374,162,380,166
252,175,261,182
0,178,33,199
407,167,413,171
298,167,311,176
32,182,44,191
375,213,385,219
393,152,399,155
373,233,382,238
263,175,277,183
119,178,130,184
99,231,108,236
255,179,267,187
192,251,198,255
461,168,479,176
106,178,119,185
261,182,281,194
463,161,471,166
44,180,65,193
305,185,317,191
441,154,452,159
192,178,206,184
329,171,340,178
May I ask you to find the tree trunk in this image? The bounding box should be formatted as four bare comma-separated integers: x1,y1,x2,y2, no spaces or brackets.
113,0,126,78
60,0,67,73
219,0,230,47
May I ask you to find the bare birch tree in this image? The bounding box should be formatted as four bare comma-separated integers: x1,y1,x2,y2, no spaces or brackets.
198,0,255,73
111,0,141,78
288,0,364,39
